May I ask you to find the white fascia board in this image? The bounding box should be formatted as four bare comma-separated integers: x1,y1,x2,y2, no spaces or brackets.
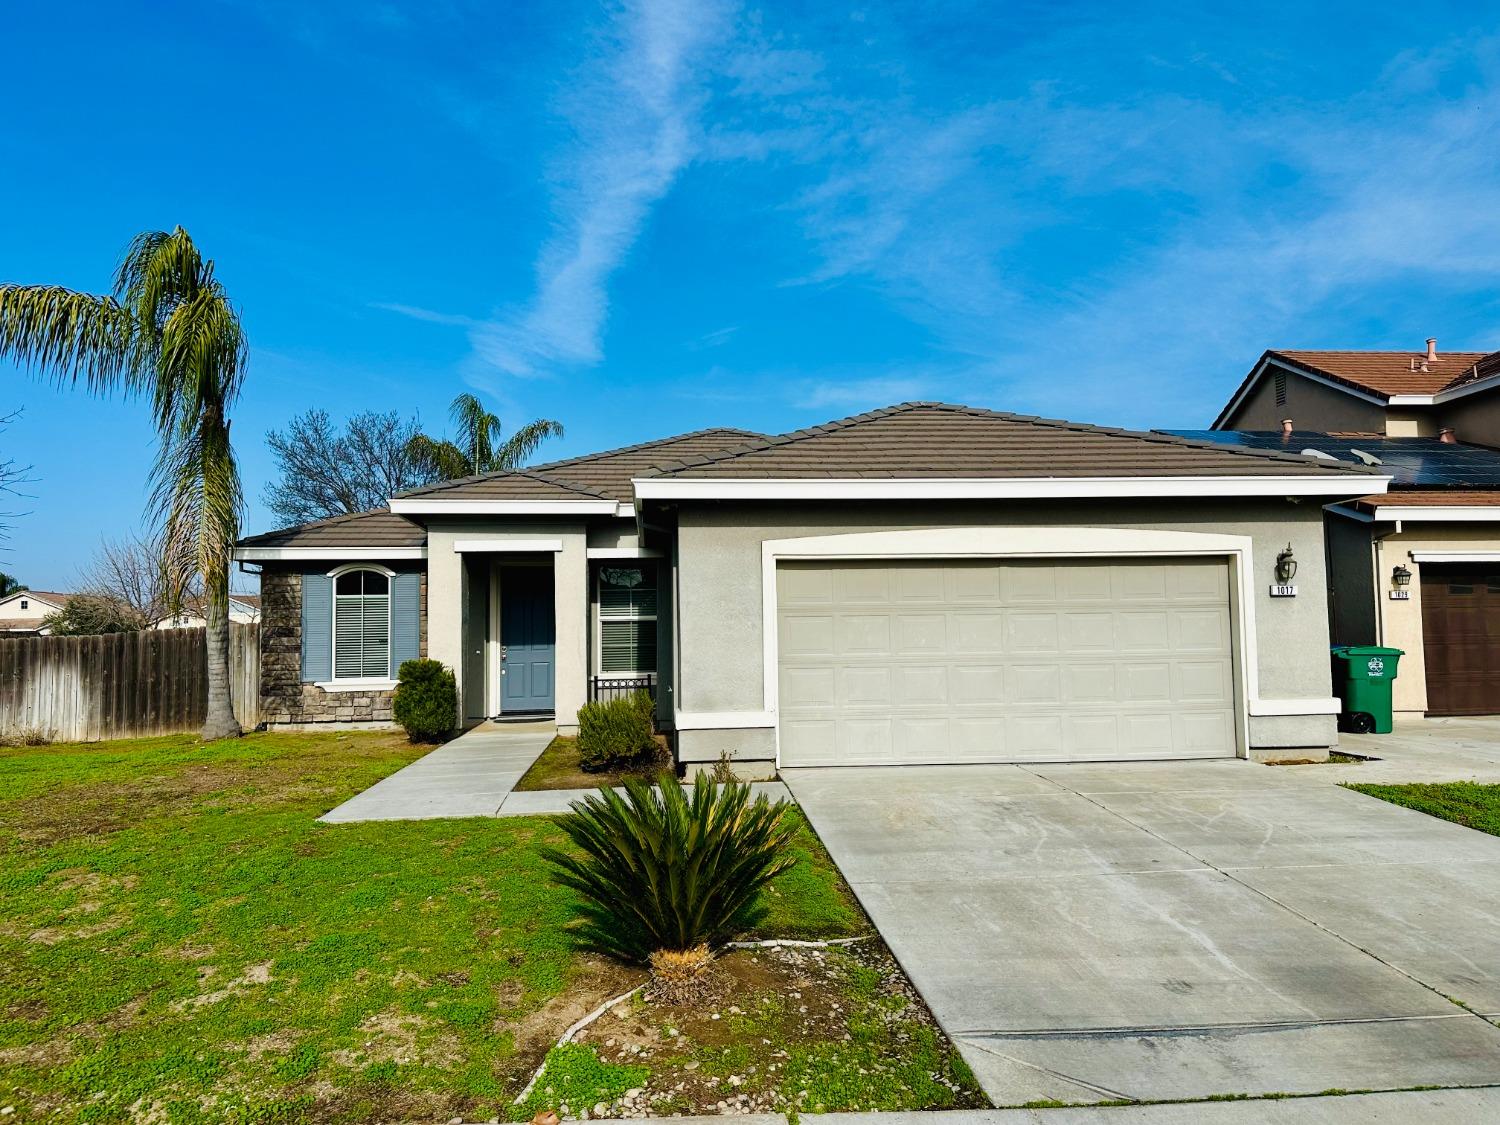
1368,506,1500,522
632,475,1391,501
1410,550,1500,562
586,546,665,559
615,502,635,518
453,538,563,553
233,546,427,561
388,498,617,515
1389,373,1500,406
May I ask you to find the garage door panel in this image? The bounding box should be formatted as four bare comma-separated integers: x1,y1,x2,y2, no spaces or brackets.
780,566,834,605
777,559,1237,766
781,613,835,656
953,612,1006,653
895,613,946,650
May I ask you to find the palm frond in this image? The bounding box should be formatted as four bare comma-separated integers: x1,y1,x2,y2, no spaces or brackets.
0,285,139,395
449,392,500,473
494,418,564,470
404,433,472,482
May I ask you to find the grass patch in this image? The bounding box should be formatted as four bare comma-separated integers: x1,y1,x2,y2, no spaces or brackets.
513,735,670,792
1347,780,1500,837
0,729,872,1123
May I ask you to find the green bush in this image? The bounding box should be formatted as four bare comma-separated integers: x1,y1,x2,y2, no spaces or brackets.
576,690,657,772
391,659,456,742
543,773,797,963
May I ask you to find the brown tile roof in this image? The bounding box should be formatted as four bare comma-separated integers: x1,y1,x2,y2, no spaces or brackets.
0,619,46,633
237,509,427,550
397,428,766,502
1269,350,1500,397
649,403,1382,480
1355,491,1500,509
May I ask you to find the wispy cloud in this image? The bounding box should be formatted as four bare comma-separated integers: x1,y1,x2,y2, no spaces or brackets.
371,302,479,328
471,0,734,379
796,374,936,410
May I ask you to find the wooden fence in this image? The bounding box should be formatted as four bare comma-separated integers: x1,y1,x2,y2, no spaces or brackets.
0,624,259,742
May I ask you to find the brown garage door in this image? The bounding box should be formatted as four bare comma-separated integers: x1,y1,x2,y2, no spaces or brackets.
1421,565,1500,715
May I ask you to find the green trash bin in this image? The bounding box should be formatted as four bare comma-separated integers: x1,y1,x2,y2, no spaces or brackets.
1331,645,1404,734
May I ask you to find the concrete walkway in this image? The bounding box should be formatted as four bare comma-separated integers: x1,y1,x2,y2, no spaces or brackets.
587,1087,1500,1122
784,758,1500,1107
1317,715,1500,784
319,725,552,822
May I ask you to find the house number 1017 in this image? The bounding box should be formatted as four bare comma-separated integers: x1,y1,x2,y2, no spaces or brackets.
1269,584,1298,597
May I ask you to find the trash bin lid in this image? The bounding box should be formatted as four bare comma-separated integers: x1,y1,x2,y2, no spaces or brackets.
1336,646,1405,656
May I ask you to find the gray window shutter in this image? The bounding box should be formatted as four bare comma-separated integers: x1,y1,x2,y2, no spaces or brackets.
301,573,333,682
390,571,421,677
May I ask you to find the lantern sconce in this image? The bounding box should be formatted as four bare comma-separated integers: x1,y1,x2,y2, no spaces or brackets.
1392,564,1412,588
1274,544,1298,584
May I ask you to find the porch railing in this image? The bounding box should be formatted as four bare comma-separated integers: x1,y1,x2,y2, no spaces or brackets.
589,675,656,703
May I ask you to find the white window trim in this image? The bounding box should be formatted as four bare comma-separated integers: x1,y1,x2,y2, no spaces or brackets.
328,563,395,683
595,563,658,679
736,526,1288,767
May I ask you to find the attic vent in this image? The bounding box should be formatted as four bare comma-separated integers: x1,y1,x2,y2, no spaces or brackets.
1274,371,1287,407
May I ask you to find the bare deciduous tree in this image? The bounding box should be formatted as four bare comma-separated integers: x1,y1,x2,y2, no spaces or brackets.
79,528,199,621
263,409,431,526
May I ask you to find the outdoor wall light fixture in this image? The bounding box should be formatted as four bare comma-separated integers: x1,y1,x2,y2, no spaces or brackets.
1275,544,1298,584
1392,564,1413,588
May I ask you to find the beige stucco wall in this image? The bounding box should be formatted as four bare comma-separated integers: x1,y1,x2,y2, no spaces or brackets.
1226,369,1389,433
1371,523,1500,719
671,498,1340,768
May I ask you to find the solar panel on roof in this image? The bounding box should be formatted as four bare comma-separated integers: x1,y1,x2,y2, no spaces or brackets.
1162,431,1500,489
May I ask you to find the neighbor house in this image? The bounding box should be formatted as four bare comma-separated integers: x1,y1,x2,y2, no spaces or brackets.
0,590,72,635
152,593,261,630
1203,342,1500,720
233,403,1389,770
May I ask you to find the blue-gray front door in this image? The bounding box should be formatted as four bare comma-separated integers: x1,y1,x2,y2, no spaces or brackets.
500,566,555,713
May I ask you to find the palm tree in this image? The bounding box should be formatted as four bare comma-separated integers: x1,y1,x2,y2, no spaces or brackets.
406,392,562,480
0,227,246,740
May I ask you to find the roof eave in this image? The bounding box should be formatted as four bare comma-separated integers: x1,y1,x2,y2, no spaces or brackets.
388,498,625,516
632,475,1391,502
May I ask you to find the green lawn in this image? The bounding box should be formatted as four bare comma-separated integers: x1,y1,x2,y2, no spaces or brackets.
0,731,863,1124
512,735,669,792
1347,780,1500,837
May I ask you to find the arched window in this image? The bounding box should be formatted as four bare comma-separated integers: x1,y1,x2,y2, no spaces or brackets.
332,568,391,679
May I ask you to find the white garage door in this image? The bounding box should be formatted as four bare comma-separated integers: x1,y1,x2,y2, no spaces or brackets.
776,558,1237,766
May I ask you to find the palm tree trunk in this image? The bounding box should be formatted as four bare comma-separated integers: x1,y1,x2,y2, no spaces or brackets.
201,572,242,741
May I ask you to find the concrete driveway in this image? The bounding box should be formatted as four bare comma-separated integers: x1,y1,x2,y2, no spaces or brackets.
783,759,1500,1106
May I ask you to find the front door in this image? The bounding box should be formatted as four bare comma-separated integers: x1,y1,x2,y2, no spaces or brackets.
500,566,556,713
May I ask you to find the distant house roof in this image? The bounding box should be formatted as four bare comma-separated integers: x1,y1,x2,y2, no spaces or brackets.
645,403,1381,481
392,428,766,504
236,509,427,550
0,590,72,609
1265,350,1498,398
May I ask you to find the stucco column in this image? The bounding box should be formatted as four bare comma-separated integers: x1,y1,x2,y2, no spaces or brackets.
425,529,465,726
554,531,588,735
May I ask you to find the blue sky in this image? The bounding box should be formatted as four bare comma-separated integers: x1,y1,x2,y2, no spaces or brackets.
4,1,1500,587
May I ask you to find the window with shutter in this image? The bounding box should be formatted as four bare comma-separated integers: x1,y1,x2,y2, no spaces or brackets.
597,566,657,675
332,569,391,679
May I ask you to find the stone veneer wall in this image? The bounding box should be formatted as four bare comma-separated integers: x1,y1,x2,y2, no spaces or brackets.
258,567,427,726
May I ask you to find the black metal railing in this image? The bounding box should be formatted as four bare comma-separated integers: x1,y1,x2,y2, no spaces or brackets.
588,675,657,703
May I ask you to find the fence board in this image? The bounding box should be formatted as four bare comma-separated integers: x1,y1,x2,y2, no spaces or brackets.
0,625,259,742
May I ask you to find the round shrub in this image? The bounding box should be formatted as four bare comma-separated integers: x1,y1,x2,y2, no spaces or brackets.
576,690,657,772
392,658,456,742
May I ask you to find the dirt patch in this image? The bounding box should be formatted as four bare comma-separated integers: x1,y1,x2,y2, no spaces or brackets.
511,957,645,1057
525,941,987,1118
174,960,275,1010
328,1010,465,1069
513,735,672,792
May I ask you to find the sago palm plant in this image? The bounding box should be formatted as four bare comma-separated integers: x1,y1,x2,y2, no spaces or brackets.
0,228,246,739
544,773,797,964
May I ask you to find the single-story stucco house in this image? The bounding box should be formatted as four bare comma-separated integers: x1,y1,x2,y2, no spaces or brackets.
233,402,1392,773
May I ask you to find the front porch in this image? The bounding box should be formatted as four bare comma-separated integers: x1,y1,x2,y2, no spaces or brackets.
423,528,666,735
